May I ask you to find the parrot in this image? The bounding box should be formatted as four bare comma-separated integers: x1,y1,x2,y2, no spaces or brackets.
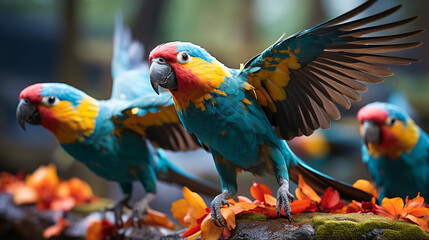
357,102,429,201
148,0,422,225
16,16,218,226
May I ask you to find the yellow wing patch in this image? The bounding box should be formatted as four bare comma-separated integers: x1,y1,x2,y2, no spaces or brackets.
117,105,181,137
47,97,99,144
246,46,301,112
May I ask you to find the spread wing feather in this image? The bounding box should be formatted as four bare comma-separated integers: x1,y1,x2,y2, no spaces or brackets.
110,15,201,151
241,0,422,140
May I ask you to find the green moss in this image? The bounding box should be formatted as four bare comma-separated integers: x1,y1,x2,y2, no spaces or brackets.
237,212,268,222
72,198,115,214
313,213,429,240
292,212,330,224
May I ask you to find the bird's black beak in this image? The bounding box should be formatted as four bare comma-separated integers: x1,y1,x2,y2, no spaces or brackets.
16,98,41,130
362,120,381,145
150,57,177,95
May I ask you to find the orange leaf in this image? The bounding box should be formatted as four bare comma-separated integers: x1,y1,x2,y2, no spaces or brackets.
43,216,69,239
383,197,405,217
67,177,94,203
290,199,312,214
229,202,258,214
221,208,236,230
320,187,340,210
11,183,38,205
295,187,309,201
352,179,379,199
26,164,59,191
264,194,277,206
171,199,189,226
250,182,272,202
201,215,224,240
237,196,253,203
50,197,76,211
297,174,321,203
143,208,175,229
406,214,429,232
86,219,117,240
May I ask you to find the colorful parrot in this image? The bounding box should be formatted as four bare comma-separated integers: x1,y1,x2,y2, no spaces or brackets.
357,102,429,200
16,16,218,225
148,0,421,225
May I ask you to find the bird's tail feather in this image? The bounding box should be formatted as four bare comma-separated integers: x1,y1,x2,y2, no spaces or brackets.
289,158,373,202
154,149,220,197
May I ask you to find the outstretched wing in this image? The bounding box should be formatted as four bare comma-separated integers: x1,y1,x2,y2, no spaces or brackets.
112,93,202,151
111,14,153,101
110,15,201,151
240,0,422,140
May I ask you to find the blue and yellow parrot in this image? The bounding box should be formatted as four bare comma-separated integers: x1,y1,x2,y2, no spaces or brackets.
358,102,429,200
148,0,421,225
16,17,218,225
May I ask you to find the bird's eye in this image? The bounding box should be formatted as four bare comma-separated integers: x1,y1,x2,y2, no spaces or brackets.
42,95,60,106
177,51,191,64
386,116,397,126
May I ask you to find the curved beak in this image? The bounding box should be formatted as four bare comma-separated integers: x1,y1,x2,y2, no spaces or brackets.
16,98,41,130
362,120,381,145
150,57,177,95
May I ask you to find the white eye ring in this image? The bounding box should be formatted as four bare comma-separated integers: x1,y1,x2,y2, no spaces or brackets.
42,95,60,106
386,116,397,127
177,51,191,64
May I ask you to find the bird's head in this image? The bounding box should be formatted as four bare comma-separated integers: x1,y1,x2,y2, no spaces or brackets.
357,102,420,159
17,83,99,144
148,42,231,111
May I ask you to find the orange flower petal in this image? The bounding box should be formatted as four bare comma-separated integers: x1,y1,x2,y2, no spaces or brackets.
201,215,224,240
187,230,202,240
220,208,236,230
295,187,309,201
264,194,277,206
86,219,117,240
320,187,340,210
298,174,321,203
171,198,189,226
406,214,429,232
290,199,312,214
26,164,59,190
237,196,253,203
183,187,208,221
143,208,175,229
229,202,258,214
50,197,76,211
379,197,404,219
250,182,273,202
67,177,94,203
12,183,38,205
43,216,69,239
352,179,379,199
406,207,429,218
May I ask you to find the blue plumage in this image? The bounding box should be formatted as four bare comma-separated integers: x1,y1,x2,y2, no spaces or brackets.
149,0,420,225
17,16,217,225
358,102,429,200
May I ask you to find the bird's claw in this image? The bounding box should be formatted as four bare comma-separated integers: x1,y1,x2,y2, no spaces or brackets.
129,208,147,228
210,194,230,227
276,180,294,222
103,195,131,228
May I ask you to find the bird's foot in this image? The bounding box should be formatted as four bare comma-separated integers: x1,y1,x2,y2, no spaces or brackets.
129,193,156,228
102,195,132,228
210,191,232,227
276,179,295,222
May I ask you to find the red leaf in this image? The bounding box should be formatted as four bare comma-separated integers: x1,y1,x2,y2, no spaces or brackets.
320,187,340,210
250,182,272,202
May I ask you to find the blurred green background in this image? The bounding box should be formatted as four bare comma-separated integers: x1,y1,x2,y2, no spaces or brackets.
0,0,428,215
